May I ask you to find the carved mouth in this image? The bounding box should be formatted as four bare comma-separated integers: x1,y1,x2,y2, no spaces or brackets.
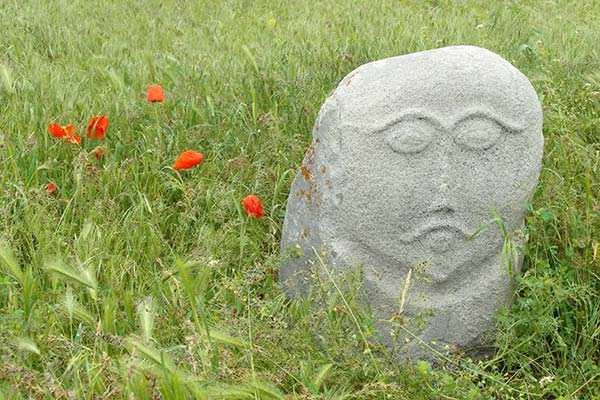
404,222,470,252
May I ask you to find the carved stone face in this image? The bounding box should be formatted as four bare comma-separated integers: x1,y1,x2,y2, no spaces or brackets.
334,110,538,283
320,46,544,284
280,46,544,358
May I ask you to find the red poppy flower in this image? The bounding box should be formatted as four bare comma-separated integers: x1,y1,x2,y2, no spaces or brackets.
173,150,203,170
92,146,104,160
47,123,81,144
45,182,56,195
147,85,164,102
87,115,109,139
243,195,264,219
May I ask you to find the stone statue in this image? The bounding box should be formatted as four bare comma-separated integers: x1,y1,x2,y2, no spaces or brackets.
280,46,544,359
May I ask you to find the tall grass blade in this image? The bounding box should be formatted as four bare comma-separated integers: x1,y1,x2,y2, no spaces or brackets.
136,296,155,342
209,329,248,349
0,64,15,94
251,380,285,400
62,289,96,325
45,258,97,290
312,363,333,393
0,240,24,285
16,337,40,355
129,338,175,372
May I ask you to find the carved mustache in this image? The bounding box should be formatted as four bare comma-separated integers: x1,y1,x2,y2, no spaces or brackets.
402,221,471,243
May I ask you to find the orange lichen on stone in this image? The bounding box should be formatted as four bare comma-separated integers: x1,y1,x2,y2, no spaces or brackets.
301,227,310,239
305,184,319,207
305,144,316,166
344,69,361,86
301,165,312,181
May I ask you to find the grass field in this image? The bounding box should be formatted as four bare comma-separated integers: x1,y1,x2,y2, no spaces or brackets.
1,0,599,398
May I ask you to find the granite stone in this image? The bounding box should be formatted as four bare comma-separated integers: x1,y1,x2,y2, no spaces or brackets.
280,46,544,359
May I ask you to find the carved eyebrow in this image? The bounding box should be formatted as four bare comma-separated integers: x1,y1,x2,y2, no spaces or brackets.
451,108,526,133
371,108,527,134
372,109,444,134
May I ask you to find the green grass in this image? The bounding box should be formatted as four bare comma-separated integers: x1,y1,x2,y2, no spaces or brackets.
0,0,599,398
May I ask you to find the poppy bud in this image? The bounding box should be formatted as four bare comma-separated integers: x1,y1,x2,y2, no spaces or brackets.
92,146,104,160
45,182,56,195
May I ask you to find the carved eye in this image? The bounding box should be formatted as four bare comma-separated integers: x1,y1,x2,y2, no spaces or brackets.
384,118,436,154
454,117,504,150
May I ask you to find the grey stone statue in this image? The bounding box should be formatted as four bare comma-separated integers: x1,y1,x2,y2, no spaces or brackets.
280,46,544,360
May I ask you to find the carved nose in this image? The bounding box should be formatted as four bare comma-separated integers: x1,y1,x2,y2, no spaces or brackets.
428,169,455,215
431,202,454,215
419,198,454,218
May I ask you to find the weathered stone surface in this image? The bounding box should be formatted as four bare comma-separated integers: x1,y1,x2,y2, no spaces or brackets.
280,46,544,360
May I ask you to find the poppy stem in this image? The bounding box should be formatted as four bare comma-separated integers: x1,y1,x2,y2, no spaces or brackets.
238,217,247,267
